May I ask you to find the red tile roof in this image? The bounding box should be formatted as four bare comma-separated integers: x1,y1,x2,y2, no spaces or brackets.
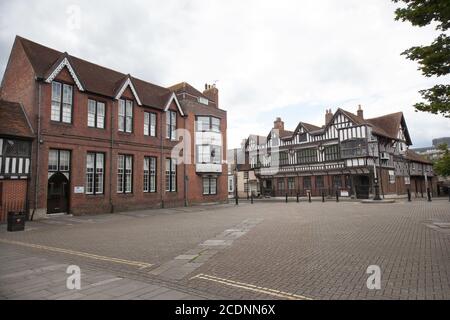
0,100,34,138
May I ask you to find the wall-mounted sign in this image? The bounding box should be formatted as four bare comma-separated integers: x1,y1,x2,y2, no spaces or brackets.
340,190,349,197
74,186,85,194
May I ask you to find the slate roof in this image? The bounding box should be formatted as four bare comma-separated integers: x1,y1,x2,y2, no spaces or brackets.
16,36,173,110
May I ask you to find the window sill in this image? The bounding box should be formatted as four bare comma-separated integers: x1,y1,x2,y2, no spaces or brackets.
88,126,106,131
50,121,73,126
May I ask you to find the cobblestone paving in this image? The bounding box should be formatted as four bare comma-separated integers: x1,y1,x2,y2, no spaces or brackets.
0,200,449,300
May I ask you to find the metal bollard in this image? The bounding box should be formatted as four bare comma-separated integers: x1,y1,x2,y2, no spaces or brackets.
427,188,432,202
407,189,411,202
336,191,339,202
322,192,325,203
286,194,288,203
308,192,312,203
251,194,254,204
235,196,239,205
296,193,299,203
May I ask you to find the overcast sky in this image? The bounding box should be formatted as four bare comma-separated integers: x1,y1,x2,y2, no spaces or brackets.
0,0,448,148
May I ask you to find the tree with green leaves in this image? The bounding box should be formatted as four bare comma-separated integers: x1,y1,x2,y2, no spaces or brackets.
433,143,450,176
393,0,450,117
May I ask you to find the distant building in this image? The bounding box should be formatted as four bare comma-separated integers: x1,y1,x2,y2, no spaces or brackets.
412,137,450,161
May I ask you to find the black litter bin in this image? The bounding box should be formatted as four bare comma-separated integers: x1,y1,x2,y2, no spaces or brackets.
7,212,26,232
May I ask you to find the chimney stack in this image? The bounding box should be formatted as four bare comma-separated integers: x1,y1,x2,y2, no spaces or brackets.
273,117,284,131
203,83,219,108
357,105,364,119
325,109,333,125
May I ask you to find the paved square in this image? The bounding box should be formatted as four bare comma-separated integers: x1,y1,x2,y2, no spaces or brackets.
1,200,449,300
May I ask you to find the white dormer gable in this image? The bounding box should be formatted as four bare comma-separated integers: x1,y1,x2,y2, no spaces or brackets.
115,77,142,106
164,92,185,116
45,57,84,91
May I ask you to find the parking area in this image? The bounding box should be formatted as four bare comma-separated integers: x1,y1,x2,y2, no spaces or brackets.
1,200,450,300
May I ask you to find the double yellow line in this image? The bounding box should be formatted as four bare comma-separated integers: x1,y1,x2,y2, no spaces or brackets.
191,273,312,300
0,239,153,270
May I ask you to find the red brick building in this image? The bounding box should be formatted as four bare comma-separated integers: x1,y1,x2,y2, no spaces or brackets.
0,36,227,220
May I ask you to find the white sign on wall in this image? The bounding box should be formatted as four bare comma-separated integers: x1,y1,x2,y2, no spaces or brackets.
74,186,85,194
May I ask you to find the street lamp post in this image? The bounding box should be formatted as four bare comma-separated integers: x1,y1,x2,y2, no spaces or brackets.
371,144,382,201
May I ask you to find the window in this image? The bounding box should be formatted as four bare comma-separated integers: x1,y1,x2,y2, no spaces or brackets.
288,177,295,190
277,178,285,192
197,145,221,164
48,149,70,172
324,145,340,161
88,100,105,129
279,152,289,166
341,139,367,158
143,157,157,193
117,155,133,193
203,177,217,195
404,176,411,185
389,170,395,184
303,177,311,190
51,81,73,123
86,153,104,195
166,111,177,140
316,176,324,189
118,99,133,133
333,176,342,188
196,116,220,132
144,112,157,137
165,158,177,192
297,148,316,164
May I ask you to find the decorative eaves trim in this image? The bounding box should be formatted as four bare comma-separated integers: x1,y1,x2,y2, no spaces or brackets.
45,57,84,91
164,92,185,116
115,77,142,106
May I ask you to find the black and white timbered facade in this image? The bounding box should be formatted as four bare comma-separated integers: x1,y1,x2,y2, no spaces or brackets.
243,107,435,199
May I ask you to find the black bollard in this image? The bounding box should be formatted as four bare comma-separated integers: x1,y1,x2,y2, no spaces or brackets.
336,191,339,202
308,192,312,203
427,188,432,202
322,192,325,203
296,193,299,203
235,196,239,205
448,191,450,202
286,194,288,203
407,189,411,202
251,194,254,204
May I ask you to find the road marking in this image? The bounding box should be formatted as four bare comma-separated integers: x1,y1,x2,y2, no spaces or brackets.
0,239,153,269
190,273,312,300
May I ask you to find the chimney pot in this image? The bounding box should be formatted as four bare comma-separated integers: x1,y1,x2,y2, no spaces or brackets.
325,108,333,124
357,105,364,119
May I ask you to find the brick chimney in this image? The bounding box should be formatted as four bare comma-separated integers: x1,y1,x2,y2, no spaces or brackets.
273,117,284,131
203,83,219,108
325,109,333,125
357,104,364,119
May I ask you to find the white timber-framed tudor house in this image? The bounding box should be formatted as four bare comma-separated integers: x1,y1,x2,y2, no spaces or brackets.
242,106,436,199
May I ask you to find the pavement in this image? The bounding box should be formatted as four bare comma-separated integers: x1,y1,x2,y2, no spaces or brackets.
0,199,449,300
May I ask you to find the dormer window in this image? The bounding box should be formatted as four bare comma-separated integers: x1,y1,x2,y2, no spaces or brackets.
51,81,73,123
166,110,177,140
198,97,209,105
118,99,133,133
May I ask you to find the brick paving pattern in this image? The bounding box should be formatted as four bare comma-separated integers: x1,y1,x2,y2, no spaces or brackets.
0,200,449,300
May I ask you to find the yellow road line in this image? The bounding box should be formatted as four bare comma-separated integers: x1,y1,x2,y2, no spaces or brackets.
0,239,153,269
190,273,312,300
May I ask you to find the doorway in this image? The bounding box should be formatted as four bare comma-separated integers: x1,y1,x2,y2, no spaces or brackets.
354,175,370,199
47,172,69,214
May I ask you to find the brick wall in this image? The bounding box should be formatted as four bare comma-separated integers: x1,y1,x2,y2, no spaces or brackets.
0,180,28,222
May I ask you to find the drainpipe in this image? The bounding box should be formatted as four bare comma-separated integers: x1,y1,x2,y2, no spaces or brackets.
160,111,164,208
183,114,188,207
31,82,42,221
109,100,114,213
